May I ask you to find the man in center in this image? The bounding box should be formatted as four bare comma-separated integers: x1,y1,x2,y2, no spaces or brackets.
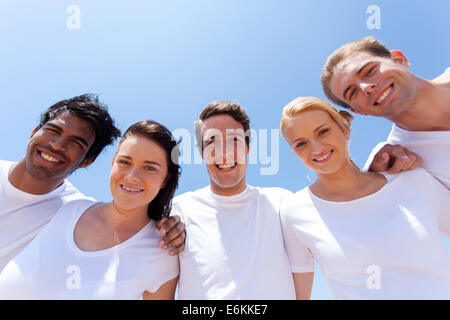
173,100,314,299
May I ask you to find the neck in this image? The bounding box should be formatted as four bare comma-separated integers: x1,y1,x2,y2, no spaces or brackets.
8,158,65,195
210,179,247,197
388,78,450,131
312,159,364,196
104,201,151,231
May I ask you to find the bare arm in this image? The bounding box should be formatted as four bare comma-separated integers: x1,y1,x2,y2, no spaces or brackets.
142,277,179,300
292,272,314,300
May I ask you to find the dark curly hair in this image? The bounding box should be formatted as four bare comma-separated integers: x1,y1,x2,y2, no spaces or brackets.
38,94,121,162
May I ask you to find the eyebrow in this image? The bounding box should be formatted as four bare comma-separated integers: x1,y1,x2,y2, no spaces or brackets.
117,155,162,167
290,124,327,144
45,123,90,148
342,61,374,100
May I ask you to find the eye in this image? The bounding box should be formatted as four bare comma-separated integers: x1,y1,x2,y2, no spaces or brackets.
70,139,84,149
45,127,59,135
118,159,130,166
318,128,330,136
367,65,376,76
295,141,306,149
349,88,356,100
144,166,156,172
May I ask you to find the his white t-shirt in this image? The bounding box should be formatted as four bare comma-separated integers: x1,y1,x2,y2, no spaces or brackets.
0,160,91,272
173,185,298,300
0,199,179,299
281,168,450,299
364,124,450,189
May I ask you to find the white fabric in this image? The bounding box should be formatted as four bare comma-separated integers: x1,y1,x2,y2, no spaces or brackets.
364,124,450,189
0,160,92,273
173,185,298,300
0,199,179,299
281,168,450,299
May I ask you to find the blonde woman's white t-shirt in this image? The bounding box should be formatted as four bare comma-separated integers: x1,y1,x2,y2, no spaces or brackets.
0,199,179,299
281,168,450,299
174,185,298,300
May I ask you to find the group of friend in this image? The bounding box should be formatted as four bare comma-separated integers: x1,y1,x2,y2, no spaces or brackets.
0,36,449,300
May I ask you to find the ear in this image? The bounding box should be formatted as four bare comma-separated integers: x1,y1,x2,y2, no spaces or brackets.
390,50,410,68
30,126,39,139
78,157,94,169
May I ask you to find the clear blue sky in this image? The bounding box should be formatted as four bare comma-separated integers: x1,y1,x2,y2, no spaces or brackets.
1,0,448,299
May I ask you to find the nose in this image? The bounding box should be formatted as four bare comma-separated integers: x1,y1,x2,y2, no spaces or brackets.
310,139,324,155
48,136,68,152
359,81,377,96
125,166,141,182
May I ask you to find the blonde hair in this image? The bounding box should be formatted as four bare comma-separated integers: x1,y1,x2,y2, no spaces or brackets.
280,96,354,140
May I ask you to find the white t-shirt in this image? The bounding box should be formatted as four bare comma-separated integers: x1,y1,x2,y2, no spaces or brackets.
0,160,91,273
173,185,298,300
0,199,179,299
281,168,450,299
364,124,450,189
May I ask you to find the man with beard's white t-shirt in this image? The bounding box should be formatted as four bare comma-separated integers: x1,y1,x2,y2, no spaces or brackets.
365,126,450,189
0,160,91,272
174,185,298,300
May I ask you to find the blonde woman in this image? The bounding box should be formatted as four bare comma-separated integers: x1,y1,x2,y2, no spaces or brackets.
279,97,450,299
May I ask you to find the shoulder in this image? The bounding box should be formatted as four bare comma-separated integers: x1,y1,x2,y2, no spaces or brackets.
0,160,14,175
254,186,294,201
384,167,438,187
432,67,450,88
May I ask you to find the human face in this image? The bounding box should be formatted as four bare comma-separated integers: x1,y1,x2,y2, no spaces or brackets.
330,51,415,119
110,135,168,214
201,114,249,196
283,109,349,175
25,111,96,182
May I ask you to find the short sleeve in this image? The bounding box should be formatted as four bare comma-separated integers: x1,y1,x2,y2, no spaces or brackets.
280,201,314,273
145,250,179,294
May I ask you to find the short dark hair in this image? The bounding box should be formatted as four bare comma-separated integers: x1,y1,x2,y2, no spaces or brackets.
321,37,392,109
194,100,251,153
119,120,181,221
38,94,121,162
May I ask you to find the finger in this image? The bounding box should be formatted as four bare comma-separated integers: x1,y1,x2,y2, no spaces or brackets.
169,242,186,256
159,215,181,235
387,154,410,174
400,151,417,171
155,218,167,234
161,224,185,248
370,152,390,172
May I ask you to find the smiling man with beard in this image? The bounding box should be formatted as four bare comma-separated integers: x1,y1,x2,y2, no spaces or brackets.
322,37,450,188
173,100,313,300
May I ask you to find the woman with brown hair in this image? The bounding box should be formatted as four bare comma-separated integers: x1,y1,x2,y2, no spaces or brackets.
0,120,181,299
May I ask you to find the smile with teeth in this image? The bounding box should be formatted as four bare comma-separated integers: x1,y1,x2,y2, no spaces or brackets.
40,151,61,163
375,84,393,105
121,185,144,192
216,162,237,169
313,150,333,162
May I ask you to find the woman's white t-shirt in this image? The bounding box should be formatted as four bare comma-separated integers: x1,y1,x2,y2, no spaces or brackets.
0,199,179,299
280,168,450,299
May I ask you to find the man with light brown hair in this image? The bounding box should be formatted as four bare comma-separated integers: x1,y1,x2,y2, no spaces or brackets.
321,36,450,188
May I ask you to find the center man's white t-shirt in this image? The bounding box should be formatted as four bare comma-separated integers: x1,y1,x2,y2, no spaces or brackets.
0,160,92,273
0,199,179,299
173,185,299,300
281,168,450,299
